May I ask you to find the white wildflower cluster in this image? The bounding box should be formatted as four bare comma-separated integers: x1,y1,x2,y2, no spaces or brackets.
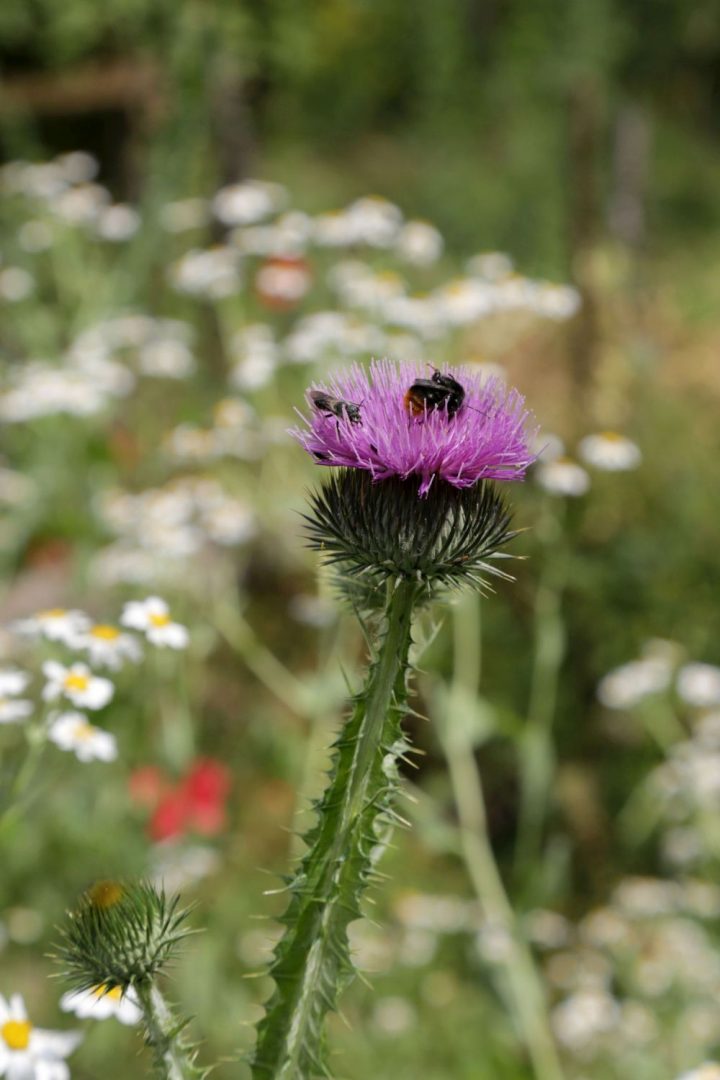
0,151,139,244
593,643,720,872
647,718,720,868
325,261,579,334
5,598,188,763
233,211,313,256
596,653,674,710
212,180,287,227
170,246,242,299
155,182,581,334
0,152,582,476
282,311,390,364
676,1066,720,1080
597,644,720,714
0,361,132,423
244,307,422,377
70,314,196,381
92,478,256,587
533,430,642,497
164,398,263,463
0,668,33,726
229,324,282,391
542,877,720,1068
0,316,198,424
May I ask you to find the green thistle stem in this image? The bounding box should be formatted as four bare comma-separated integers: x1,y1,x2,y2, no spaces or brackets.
252,576,419,1080
134,980,199,1080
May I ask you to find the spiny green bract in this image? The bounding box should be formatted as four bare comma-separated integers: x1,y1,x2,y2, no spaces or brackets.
303,471,518,605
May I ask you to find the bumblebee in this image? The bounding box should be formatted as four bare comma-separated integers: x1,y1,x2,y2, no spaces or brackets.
404,369,465,419
309,390,363,425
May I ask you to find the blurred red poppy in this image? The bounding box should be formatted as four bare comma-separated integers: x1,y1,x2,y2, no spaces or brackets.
129,758,232,842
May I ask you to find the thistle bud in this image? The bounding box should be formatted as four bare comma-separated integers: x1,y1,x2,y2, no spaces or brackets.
56,881,193,993
304,470,516,599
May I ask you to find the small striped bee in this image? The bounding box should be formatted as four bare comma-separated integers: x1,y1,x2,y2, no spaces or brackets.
309,390,363,425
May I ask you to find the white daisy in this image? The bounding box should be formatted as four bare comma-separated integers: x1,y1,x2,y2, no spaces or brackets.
0,669,30,697
95,203,140,242
120,597,189,649
74,624,143,671
0,268,34,303
677,663,720,708
48,712,118,762
0,699,32,725
577,431,642,471
59,985,141,1025
551,988,620,1052
13,609,90,645
394,220,443,267
675,1066,720,1080
346,196,402,247
597,658,673,710
170,247,241,300
0,992,81,1080
42,661,114,711
535,458,590,497
212,180,286,226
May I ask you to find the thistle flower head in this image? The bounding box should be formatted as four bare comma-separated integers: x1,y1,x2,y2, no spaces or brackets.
55,881,193,993
292,359,536,496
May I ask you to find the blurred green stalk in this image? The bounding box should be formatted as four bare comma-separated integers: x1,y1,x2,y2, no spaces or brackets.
0,712,49,834
515,501,568,879
439,592,564,1080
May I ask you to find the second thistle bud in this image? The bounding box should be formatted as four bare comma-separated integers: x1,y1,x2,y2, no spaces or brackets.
56,881,193,993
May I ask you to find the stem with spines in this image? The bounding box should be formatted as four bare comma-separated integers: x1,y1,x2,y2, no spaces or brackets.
134,980,203,1080
251,576,419,1080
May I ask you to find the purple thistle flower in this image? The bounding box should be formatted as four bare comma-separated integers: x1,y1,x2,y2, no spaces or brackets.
292,359,537,496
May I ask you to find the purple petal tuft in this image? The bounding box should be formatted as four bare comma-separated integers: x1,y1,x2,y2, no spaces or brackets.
291,360,537,496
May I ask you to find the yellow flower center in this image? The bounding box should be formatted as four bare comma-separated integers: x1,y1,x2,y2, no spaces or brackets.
599,431,624,442
64,673,90,692
92,984,123,1001
2,1019,32,1050
149,613,171,628
39,608,66,620
87,880,125,909
73,721,96,741
90,624,120,641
